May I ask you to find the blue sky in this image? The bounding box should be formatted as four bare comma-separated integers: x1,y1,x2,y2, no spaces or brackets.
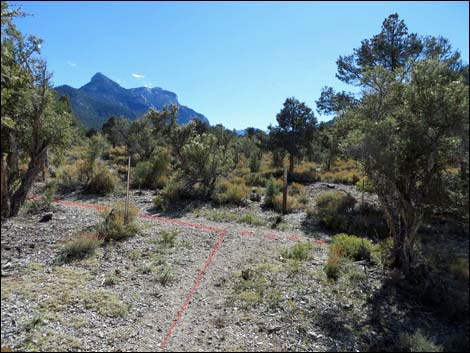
13,1,469,130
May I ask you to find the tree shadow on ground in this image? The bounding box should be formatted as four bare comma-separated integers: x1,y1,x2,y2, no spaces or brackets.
314,265,469,352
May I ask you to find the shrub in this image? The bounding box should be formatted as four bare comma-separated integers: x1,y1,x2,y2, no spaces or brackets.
157,265,174,286
160,176,185,204
159,230,178,247
97,202,139,241
153,195,168,212
26,181,57,214
312,191,356,230
397,330,443,352
281,242,312,261
289,182,305,195
448,258,469,284
272,194,299,213
325,246,342,280
244,172,267,187
237,213,266,226
297,194,309,206
330,233,379,263
56,159,88,188
355,176,375,193
131,148,170,189
86,162,118,195
290,162,320,183
55,231,102,264
212,179,250,205
264,177,281,207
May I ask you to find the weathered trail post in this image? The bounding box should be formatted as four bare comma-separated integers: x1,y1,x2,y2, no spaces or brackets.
125,156,131,224
282,165,288,215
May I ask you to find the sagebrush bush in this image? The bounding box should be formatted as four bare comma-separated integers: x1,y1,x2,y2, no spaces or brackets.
289,182,305,195
397,330,443,352
272,193,299,213
330,233,379,262
56,158,88,188
131,149,170,189
324,233,379,280
86,162,118,195
312,191,356,230
55,231,103,264
281,242,312,261
290,163,319,183
325,246,342,280
97,202,139,241
244,172,268,187
212,179,250,205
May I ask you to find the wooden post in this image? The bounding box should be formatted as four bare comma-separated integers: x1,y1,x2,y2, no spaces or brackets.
282,165,288,215
125,156,131,224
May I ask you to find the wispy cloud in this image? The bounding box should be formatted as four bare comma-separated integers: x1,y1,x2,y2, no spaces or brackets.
67,60,77,67
144,81,153,88
132,73,144,78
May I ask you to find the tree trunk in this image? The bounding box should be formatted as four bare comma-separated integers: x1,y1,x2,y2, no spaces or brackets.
379,195,421,274
9,148,47,217
289,153,295,174
1,155,10,218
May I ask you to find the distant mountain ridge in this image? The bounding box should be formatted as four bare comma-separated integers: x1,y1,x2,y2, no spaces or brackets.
54,72,209,129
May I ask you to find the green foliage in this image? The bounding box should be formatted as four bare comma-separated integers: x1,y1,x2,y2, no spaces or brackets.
97,202,139,241
85,161,117,195
243,172,267,187
289,182,305,195
264,177,281,207
329,233,379,263
159,230,178,247
212,178,250,205
281,242,312,261
355,176,375,193
310,191,356,230
325,233,379,280
397,330,443,352
55,231,103,264
156,265,174,286
268,97,317,172
272,193,299,214
1,2,75,217
26,181,57,214
131,148,170,189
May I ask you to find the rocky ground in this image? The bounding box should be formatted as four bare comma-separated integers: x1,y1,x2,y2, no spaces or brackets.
1,183,467,352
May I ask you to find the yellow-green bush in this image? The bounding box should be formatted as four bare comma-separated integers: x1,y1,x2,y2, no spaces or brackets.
131,148,170,189
290,162,320,183
97,202,139,241
86,162,118,195
329,233,379,262
289,182,305,195
55,231,103,264
272,194,299,213
355,176,375,193
244,172,268,187
310,191,356,230
325,233,379,280
281,242,312,261
212,179,250,205
56,159,88,187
